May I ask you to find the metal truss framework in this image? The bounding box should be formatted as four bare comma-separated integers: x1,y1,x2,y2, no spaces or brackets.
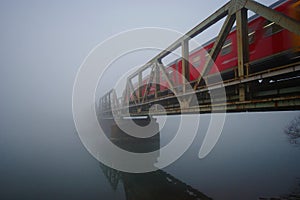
99,0,300,117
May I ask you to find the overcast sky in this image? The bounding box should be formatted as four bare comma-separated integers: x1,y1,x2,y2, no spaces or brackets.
3,1,300,199
0,0,278,119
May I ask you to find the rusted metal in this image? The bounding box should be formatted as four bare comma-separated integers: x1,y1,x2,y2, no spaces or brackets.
108,62,300,116
236,8,249,101
129,96,300,116
236,8,249,78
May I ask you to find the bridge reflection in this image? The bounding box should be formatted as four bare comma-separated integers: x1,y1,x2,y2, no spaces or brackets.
98,117,212,200
100,163,212,200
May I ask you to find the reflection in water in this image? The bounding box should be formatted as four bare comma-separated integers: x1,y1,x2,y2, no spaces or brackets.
259,116,300,199
99,163,212,200
284,115,300,145
98,117,212,199
94,112,300,199
276,116,300,199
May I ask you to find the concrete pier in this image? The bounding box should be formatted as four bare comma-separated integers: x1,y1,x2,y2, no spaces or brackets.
99,117,160,153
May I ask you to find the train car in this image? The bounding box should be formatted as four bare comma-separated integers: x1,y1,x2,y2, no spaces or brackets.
129,0,300,103
290,0,300,51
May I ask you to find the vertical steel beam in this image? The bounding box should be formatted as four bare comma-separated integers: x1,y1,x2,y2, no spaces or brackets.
155,64,160,98
138,72,142,103
106,95,108,109
182,40,190,93
123,83,130,106
236,8,249,101
99,98,102,112
108,92,111,110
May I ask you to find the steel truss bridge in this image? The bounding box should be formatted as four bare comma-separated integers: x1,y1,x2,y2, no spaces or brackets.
99,0,300,118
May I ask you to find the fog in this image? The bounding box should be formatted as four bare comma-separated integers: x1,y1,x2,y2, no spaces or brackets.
1,0,296,199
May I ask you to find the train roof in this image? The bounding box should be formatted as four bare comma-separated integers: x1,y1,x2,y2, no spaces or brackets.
192,0,289,53
165,0,289,66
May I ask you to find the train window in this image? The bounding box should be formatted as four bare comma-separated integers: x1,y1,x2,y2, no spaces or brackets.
192,55,201,67
263,20,283,37
248,28,255,44
221,39,232,56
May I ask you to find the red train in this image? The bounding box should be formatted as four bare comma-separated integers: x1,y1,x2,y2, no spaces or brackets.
130,0,300,102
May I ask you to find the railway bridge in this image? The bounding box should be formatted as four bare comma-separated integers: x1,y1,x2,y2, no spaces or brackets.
99,0,300,118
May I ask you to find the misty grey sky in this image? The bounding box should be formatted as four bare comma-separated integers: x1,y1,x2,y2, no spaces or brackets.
0,0,277,118
1,1,300,199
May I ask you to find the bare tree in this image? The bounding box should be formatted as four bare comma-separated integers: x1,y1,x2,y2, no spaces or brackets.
284,115,300,146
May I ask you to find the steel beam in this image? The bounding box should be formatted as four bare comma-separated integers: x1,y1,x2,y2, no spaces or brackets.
157,62,177,96
123,84,130,107
142,66,155,103
194,14,236,89
187,2,230,38
181,40,190,93
236,8,249,101
155,64,160,98
127,2,231,80
245,0,300,35
138,72,142,103
108,93,111,110
229,0,247,15
100,0,300,118
112,89,120,109
118,63,300,111
128,80,138,105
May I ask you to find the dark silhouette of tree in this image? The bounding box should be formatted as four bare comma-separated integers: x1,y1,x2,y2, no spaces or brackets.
284,115,300,146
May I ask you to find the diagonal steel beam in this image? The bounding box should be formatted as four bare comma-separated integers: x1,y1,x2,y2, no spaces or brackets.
127,2,231,80
111,89,120,109
194,14,236,90
142,65,155,103
122,84,129,106
245,0,300,35
157,62,178,96
128,80,138,105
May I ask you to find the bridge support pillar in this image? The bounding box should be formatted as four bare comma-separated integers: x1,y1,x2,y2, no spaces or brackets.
100,117,160,154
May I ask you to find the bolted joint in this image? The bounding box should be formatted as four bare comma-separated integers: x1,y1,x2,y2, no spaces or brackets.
229,0,248,15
